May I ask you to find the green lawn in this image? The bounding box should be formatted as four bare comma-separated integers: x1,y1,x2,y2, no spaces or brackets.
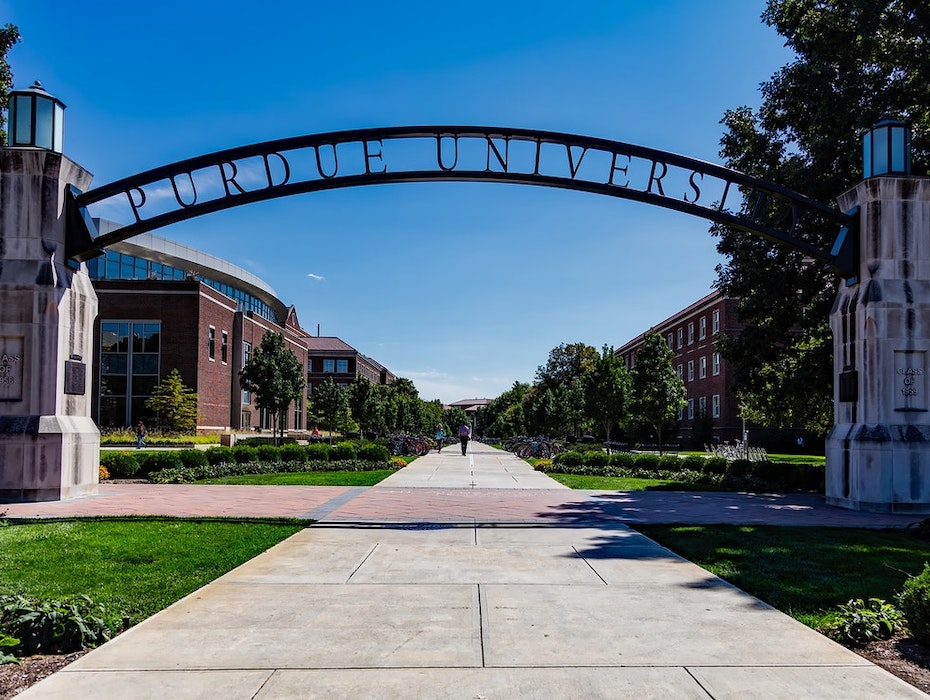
636,524,930,630
195,470,396,486
0,519,301,624
547,473,711,491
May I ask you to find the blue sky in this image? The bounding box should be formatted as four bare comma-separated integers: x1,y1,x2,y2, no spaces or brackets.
3,0,791,404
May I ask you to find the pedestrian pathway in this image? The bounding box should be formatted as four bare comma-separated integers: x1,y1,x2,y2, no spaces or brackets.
10,442,929,698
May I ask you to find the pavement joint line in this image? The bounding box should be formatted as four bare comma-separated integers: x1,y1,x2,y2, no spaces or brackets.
300,486,367,520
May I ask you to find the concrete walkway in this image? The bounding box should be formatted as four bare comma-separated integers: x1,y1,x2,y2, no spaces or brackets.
12,442,929,698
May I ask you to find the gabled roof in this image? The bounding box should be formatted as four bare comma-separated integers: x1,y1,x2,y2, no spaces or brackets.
305,336,357,353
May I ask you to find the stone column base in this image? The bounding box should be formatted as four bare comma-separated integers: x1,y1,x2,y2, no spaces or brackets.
826,423,930,513
0,415,99,502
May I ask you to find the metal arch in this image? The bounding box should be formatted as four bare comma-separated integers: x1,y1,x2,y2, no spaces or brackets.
68,125,857,276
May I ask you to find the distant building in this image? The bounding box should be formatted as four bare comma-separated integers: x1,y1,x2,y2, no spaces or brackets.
615,290,743,444
88,223,392,433
305,336,395,395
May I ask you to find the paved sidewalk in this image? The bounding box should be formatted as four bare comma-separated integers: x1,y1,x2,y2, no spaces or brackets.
10,442,929,698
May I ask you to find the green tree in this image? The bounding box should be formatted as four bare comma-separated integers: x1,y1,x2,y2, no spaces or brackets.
535,342,598,389
144,368,199,433
483,382,529,437
238,332,305,445
584,345,630,446
628,330,686,453
347,376,382,435
0,24,21,147
312,377,349,439
714,0,930,433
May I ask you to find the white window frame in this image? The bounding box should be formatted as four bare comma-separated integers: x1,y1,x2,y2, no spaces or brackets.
712,394,720,418
699,355,707,379
688,322,694,345
712,352,721,376
699,316,706,340
699,395,707,415
687,398,694,419
677,328,683,349
712,310,720,334
687,360,694,382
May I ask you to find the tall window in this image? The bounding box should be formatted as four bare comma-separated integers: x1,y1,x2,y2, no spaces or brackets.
677,328,683,349
336,359,349,374
687,398,695,419
699,316,706,340
323,359,335,373
293,398,303,430
699,395,707,415
687,322,695,345
687,360,694,382
712,394,721,418
221,331,228,363
712,352,721,376
712,309,720,334
667,333,674,350
699,355,707,379
99,321,160,427
677,364,683,380
208,327,215,360
241,341,252,404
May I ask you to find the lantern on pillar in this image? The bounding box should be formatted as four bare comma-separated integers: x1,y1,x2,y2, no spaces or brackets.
7,81,65,152
862,118,911,178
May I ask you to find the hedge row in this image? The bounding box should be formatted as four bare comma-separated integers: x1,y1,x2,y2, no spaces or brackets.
546,450,824,492
100,440,391,479
148,458,398,484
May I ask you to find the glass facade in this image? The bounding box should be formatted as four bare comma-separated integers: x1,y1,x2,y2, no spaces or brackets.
99,321,161,427
87,249,275,322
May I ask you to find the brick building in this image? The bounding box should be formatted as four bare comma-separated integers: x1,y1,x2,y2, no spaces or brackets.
305,337,395,394
88,225,393,433
616,290,744,444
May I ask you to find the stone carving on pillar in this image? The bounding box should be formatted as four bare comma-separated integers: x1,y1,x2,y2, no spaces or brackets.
827,177,930,512
0,149,100,501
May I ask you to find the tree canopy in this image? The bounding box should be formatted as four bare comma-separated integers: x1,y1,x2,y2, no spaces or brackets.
238,332,305,444
714,0,930,434
0,24,20,147
628,331,686,451
144,368,198,433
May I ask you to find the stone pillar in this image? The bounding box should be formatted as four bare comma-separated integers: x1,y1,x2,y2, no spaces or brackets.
827,177,930,512
0,149,99,502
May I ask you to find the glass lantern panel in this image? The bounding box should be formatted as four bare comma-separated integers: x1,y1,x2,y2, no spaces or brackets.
34,98,53,149
13,95,32,145
872,127,889,175
53,103,64,152
891,127,906,172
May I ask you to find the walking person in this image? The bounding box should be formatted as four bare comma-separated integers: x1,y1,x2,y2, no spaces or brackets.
458,422,471,456
435,424,445,453
135,421,146,449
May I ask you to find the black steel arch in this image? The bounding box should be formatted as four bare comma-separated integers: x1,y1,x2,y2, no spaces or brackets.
66,126,856,276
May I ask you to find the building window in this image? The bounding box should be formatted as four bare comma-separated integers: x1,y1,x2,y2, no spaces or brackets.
293,398,303,430
677,406,683,420
99,321,160,427
712,352,720,376
241,341,252,404
323,359,335,373
712,394,720,418
336,359,349,374
687,398,694,419
677,364,683,380
699,356,707,379
208,326,215,361
667,333,674,350
699,316,706,340
221,331,228,364
677,328,683,349
687,360,694,382
712,309,720,334
688,322,694,345
699,395,707,415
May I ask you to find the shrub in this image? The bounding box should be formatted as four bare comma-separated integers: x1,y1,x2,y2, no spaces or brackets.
357,443,390,463
833,598,903,647
178,449,208,469
554,451,584,467
306,443,331,461
204,446,234,465
657,455,683,472
702,457,728,475
899,563,930,644
331,442,358,461
256,445,281,463
608,452,636,469
100,451,139,478
533,459,553,471
680,455,705,472
0,594,116,655
139,451,183,476
232,445,258,464
633,454,661,471
390,456,407,469
582,451,609,467
726,459,753,478
98,465,110,481
280,444,306,463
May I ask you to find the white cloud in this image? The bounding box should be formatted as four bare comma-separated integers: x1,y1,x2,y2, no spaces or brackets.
306,273,325,281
